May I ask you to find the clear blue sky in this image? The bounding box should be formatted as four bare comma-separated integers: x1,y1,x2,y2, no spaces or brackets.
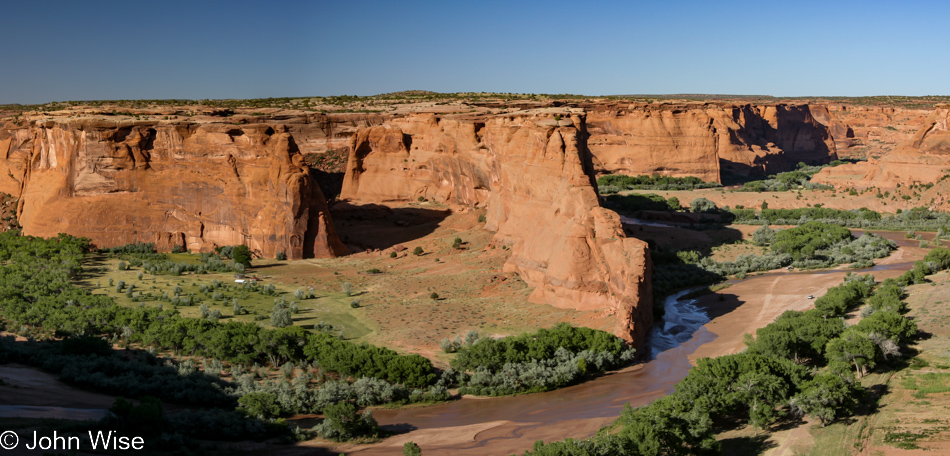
2,0,948,104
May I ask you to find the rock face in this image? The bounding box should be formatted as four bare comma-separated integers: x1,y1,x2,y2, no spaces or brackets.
585,103,839,183
812,107,950,190
341,110,653,344
821,105,934,160
0,118,346,259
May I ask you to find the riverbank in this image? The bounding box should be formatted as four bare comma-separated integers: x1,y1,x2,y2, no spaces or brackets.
320,234,928,455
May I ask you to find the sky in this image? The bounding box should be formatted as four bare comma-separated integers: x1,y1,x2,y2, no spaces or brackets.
1,0,949,104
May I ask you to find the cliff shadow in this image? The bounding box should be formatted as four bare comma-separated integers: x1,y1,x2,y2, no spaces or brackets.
330,202,451,252
311,169,345,204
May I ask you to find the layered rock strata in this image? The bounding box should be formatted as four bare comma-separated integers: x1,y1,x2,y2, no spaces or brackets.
0,118,346,258
340,110,652,344
812,106,950,190
584,103,839,183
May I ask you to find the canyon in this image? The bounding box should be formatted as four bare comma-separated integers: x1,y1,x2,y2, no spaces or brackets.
2,96,949,344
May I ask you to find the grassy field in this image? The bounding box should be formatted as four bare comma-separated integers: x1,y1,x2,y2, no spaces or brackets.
81,255,376,341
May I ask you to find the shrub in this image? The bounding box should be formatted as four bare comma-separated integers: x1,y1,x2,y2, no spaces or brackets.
403,441,422,456
690,197,718,213
314,401,380,441
430,292,439,300
413,246,424,256
238,392,280,419
752,224,776,246
276,251,287,261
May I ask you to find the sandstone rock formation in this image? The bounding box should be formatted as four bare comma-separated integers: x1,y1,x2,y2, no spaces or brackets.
340,110,652,344
584,103,839,183
821,105,934,160
0,118,346,259
812,106,950,190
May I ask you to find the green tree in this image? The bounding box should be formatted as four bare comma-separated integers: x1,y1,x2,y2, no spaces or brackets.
403,441,422,456
733,371,787,435
315,401,380,441
789,373,860,426
826,329,877,377
666,196,681,210
232,245,252,268
238,392,280,419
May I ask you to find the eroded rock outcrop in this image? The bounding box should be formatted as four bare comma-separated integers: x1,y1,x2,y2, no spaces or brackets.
585,103,839,183
812,106,950,190
0,118,346,258
341,111,652,344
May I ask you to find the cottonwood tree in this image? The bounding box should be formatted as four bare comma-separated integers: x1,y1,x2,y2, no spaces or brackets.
733,371,787,435
826,329,877,377
789,373,859,426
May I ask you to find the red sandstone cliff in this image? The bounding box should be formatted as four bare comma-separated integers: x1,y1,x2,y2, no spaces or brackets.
584,103,839,183
812,106,950,190
0,117,346,259
340,110,653,344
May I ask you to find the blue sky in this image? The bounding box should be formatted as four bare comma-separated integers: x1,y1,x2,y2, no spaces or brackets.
1,0,948,104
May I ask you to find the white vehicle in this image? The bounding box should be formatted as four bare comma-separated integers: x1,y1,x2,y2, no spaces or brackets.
807,295,814,299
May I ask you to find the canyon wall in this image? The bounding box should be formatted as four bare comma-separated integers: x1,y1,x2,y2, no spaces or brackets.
813,106,950,190
340,110,653,344
0,117,347,259
584,103,839,183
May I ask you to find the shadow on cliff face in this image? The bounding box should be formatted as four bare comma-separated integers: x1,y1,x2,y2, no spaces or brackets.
330,202,451,252
311,169,345,203
719,104,837,184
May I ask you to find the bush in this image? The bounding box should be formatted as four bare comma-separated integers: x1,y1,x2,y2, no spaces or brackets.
276,251,287,261
313,402,380,441
413,246,424,256
430,292,439,300
238,392,281,419
752,224,776,246
690,197,718,213
403,441,422,456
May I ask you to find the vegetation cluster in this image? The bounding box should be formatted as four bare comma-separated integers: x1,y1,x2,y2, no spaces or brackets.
444,324,636,396
597,174,720,194
523,248,950,455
